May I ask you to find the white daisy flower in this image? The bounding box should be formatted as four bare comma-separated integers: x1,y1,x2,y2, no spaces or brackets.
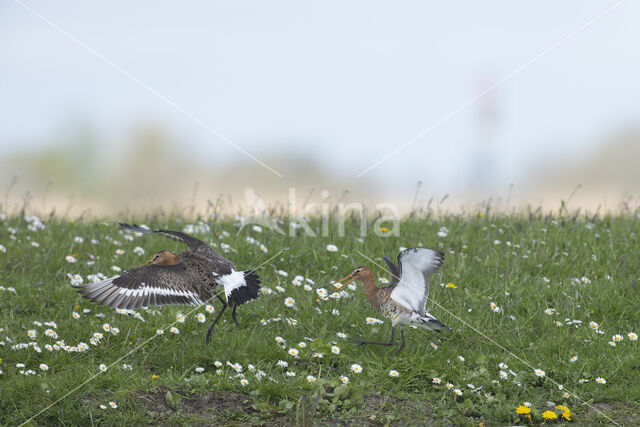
326,244,338,252
99,364,108,372
340,376,349,384
351,364,363,373
595,377,606,384
534,369,545,377
65,255,77,263
331,346,340,354
306,375,316,383
39,363,49,371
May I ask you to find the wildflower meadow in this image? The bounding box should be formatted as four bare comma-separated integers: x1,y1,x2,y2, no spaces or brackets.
1,209,639,425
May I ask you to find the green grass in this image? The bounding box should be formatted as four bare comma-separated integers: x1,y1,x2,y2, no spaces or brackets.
1,211,640,425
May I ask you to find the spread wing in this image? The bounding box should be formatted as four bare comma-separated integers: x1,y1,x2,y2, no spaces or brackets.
389,248,444,314
119,223,205,250
73,262,209,309
384,256,401,286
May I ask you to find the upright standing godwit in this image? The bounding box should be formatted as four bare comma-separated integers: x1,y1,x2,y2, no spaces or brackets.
336,248,450,357
73,223,261,344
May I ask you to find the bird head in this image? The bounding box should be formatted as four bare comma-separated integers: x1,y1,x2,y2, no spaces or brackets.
334,266,371,289
139,250,179,267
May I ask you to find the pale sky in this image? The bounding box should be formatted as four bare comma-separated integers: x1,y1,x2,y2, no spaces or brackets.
1,0,639,195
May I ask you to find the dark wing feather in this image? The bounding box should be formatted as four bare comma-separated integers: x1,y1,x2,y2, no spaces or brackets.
119,223,205,250
384,255,401,286
73,262,210,309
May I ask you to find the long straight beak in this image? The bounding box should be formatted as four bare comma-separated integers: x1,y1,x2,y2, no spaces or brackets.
334,274,355,290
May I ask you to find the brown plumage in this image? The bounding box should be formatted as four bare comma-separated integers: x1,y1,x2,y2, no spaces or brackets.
337,248,450,358
73,223,261,343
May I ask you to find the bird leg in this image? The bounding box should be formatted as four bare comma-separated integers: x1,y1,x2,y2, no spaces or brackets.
388,328,406,359
349,327,396,346
205,294,227,345
231,305,240,327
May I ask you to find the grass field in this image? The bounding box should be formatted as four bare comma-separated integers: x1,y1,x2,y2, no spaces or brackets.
1,209,640,425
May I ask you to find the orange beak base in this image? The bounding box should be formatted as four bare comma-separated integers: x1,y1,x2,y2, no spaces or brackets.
137,259,153,268
334,274,355,290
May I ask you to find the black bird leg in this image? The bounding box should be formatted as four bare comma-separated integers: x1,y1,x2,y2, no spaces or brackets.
349,327,396,346
231,305,240,327
388,327,406,359
205,293,227,345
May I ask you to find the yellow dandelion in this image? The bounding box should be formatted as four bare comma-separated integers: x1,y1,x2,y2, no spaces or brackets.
515,405,531,415
151,374,159,380
378,226,389,233
542,411,558,420
445,283,457,289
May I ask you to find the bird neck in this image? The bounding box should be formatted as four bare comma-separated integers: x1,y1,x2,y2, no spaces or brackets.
359,272,379,305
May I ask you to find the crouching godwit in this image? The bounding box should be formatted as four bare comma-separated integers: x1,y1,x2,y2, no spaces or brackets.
73,223,261,344
336,248,450,358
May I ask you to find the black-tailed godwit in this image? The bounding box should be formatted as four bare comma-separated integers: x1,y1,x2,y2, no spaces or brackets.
336,248,450,357
73,223,261,344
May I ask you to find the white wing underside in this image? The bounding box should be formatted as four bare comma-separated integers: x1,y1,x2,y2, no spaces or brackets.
389,248,443,314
